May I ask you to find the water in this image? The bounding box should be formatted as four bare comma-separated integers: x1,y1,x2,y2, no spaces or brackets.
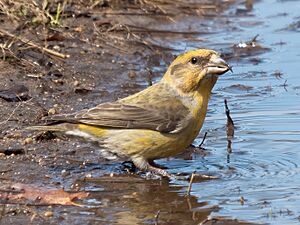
55,1,300,224
168,0,300,224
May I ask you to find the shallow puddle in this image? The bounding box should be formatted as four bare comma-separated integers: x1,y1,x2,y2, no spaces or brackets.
1,0,300,224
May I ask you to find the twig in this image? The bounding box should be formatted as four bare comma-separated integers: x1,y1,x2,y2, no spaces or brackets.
198,132,207,148
224,99,234,137
0,29,69,59
186,171,196,196
280,79,288,92
224,99,234,154
250,34,259,43
227,139,232,154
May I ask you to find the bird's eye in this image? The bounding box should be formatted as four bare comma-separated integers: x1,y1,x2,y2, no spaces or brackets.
190,57,198,64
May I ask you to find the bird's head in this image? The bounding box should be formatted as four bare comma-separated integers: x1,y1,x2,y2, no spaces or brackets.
162,49,231,95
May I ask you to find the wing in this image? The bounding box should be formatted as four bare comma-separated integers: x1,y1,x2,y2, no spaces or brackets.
47,100,192,133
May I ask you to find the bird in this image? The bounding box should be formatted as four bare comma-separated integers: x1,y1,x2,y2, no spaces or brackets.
28,49,231,178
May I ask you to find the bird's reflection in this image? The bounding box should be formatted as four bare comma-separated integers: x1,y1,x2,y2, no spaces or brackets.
79,174,215,225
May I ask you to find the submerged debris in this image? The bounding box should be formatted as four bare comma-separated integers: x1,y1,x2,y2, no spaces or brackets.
233,35,270,58
235,34,259,49
285,20,300,32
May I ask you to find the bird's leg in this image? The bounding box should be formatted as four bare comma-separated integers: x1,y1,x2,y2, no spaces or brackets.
131,157,218,180
132,157,172,178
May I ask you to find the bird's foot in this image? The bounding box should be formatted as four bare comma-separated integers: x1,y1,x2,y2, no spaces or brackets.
132,157,219,180
147,163,172,178
132,157,172,178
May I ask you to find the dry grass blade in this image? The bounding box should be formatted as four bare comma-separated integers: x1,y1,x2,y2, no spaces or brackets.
0,0,20,21
0,29,69,59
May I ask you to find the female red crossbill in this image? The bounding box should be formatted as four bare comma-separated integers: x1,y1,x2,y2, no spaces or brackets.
29,49,231,177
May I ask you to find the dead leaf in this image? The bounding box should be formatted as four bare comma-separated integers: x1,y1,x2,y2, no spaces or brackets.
0,183,89,206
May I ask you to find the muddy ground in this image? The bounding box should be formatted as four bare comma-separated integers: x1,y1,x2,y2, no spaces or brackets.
0,0,282,224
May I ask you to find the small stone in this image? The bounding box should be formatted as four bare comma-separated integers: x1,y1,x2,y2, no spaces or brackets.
73,80,80,86
61,169,70,177
128,70,137,79
44,211,53,217
79,164,84,169
48,108,56,115
74,26,83,32
53,45,60,51
23,137,33,145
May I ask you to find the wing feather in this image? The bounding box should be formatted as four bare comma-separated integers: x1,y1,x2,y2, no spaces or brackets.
48,99,191,133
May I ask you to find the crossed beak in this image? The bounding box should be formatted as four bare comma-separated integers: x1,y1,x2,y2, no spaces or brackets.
206,54,232,75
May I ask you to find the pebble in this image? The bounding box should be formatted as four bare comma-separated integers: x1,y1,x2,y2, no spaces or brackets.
48,108,56,115
61,169,70,177
23,137,33,145
86,173,92,178
73,80,80,86
44,211,53,217
128,70,137,79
